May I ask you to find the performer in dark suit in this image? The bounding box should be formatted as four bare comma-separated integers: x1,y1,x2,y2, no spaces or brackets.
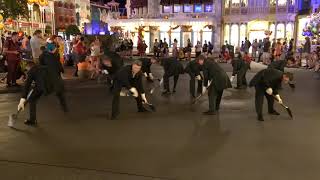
249,68,293,121
100,53,124,88
202,60,232,115
111,60,149,120
160,57,184,95
185,55,204,98
139,57,157,82
230,51,249,89
18,59,67,126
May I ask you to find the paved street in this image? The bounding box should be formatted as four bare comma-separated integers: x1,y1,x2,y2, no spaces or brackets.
0,63,320,180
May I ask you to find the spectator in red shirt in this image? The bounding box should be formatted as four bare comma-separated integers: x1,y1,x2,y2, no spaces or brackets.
72,35,86,77
4,32,20,87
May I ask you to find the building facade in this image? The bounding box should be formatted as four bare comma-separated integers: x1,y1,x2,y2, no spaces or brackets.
107,0,222,53
222,0,299,49
54,0,77,34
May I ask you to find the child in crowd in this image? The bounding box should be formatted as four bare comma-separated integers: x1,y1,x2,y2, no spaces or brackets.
46,38,57,54
77,56,91,80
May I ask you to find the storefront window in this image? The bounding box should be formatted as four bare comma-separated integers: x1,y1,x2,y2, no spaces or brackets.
229,0,247,7
286,23,294,40
171,27,181,47
224,24,230,43
225,0,230,8
183,32,192,47
270,0,287,6
230,24,239,47
174,5,181,13
144,32,150,53
276,23,285,39
278,0,287,6
270,0,276,6
269,24,276,40
193,31,200,46
202,27,212,45
160,32,170,44
240,24,247,43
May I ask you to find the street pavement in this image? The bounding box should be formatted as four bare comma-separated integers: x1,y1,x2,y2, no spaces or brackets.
0,62,320,180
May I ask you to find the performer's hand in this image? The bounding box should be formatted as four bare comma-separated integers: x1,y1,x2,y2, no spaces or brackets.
102,70,109,75
129,87,139,97
18,98,26,111
196,75,202,81
141,93,148,104
266,88,273,95
230,76,235,82
149,73,154,80
202,86,207,94
275,94,283,104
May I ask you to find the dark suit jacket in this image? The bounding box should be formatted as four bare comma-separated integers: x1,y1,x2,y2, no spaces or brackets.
139,57,152,74
161,57,184,77
268,60,286,72
184,60,203,77
249,68,283,95
203,61,232,90
113,65,144,93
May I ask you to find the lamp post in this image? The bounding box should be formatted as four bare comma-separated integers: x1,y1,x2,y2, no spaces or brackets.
27,1,34,34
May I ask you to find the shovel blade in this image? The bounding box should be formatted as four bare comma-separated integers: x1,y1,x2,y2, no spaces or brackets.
8,114,17,127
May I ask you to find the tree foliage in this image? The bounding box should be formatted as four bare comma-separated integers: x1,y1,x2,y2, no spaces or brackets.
0,0,29,19
65,25,81,36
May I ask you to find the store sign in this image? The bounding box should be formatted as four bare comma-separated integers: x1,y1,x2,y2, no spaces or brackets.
174,5,181,13
204,4,213,12
163,6,172,13
184,5,193,13
194,4,202,13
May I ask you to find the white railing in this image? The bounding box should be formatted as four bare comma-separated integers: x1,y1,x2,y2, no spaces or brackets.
224,5,296,15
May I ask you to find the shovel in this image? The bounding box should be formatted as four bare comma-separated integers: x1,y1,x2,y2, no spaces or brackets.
273,95,293,119
8,89,34,128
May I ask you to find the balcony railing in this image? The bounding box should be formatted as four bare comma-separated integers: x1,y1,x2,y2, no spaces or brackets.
224,5,296,15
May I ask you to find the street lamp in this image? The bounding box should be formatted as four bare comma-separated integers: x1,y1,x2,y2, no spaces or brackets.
27,0,34,34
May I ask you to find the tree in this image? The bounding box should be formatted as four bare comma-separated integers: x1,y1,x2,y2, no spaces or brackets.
0,0,29,19
65,25,81,36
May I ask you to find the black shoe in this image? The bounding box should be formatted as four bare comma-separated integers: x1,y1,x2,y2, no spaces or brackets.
172,89,176,93
269,110,280,115
138,107,149,112
12,83,21,87
24,120,37,126
203,111,216,115
257,115,264,121
161,90,170,95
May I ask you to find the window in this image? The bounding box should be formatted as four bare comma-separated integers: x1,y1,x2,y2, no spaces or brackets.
240,24,247,43
224,24,230,43
204,4,213,12
194,4,202,13
278,0,287,6
163,6,172,13
202,27,212,45
174,5,181,13
171,27,181,47
184,4,193,13
276,23,285,39
230,24,239,47
269,24,276,40
286,23,294,40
